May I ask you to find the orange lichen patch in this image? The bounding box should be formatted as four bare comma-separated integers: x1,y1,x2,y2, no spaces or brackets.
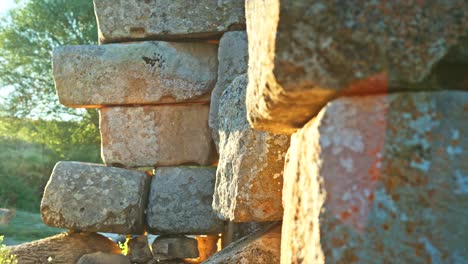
330,234,348,248
340,211,351,221
382,223,390,230
341,73,389,96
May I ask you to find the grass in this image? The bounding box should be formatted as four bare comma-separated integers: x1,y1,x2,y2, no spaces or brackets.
0,210,64,245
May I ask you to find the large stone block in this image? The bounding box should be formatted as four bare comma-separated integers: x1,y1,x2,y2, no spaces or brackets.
41,162,150,234
246,0,468,134
209,31,248,149
152,235,199,260
10,232,121,264
93,0,245,43
204,223,281,264
282,91,468,263
53,42,217,108
100,105,216,167
213,74,289,222
146,167,224,235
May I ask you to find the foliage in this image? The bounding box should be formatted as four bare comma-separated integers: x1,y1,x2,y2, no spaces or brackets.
118,237,131,256
0,211,64,245
0,236,17,264
0,117,101,212
0,0,97,120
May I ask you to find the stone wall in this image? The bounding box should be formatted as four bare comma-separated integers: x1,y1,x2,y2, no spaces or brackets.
27,0,468,263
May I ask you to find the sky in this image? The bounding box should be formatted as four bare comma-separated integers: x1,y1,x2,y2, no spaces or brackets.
0,0,16,14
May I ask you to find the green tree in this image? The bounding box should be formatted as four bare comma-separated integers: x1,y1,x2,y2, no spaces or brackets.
0,0,102,212
0,0,97,121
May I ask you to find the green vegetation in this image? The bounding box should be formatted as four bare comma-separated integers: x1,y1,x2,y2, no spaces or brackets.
0,0,101,244
0,236,17,263
0,0,97,120
0,0,101,213
0,117,100,212
0,211,64,245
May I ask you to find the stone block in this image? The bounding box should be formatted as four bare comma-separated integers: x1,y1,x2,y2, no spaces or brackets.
100,105,216,167
195,235,219,262
212,74,289,222
246,0,468,133
146,167,224,235
53,41,217,108
10,232,121,264
93,0,245,43
282,91,468,263
204,223,281,264
209,31,248,149
77,252,131,264
41,161,150,234
152,235,199,260
127,235,153,264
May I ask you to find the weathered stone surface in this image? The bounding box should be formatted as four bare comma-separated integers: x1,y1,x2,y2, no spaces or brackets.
282,91,468,263
195,235,219,262
445,36,468,63
100,105,216,167
93,0,245,43
204,223,281,264
209,31,248,149
77,252,130,264
127,235,153,264
152,235,199,260
246,0,468,133
9,232,121,264
41,161,150,234
146,167,223,235
213,74,289,222
53,42,217,108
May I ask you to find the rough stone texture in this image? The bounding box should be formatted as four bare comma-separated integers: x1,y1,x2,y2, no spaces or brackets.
41,161,150,234
282,91,468,263
127,235,153,264
146,167,224,235
77,252,131,264
246,0,468,133
53,42,217,108
209,31,248,149
445,36,468,63
204,223,281,264
9,232,121,264
93,0,245,43
195,235,219,262
152,235,199,260
100,105,216,168
213,74,289,222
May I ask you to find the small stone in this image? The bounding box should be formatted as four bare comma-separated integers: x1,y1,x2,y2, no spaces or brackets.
41,162,150,234
212,74,289,222
282,91,468,263
203,223,281,264
127,235,153,264
152,235,199,260
246,0,468,133
195,235,219,262
10,232,121,264
209,31,248,149
77,252,131,264
53,41,217,108
100,105,216,168
146,167,224,235
93,0,245,43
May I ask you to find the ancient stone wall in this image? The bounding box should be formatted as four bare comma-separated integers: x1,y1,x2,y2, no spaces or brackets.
28,0,468,263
